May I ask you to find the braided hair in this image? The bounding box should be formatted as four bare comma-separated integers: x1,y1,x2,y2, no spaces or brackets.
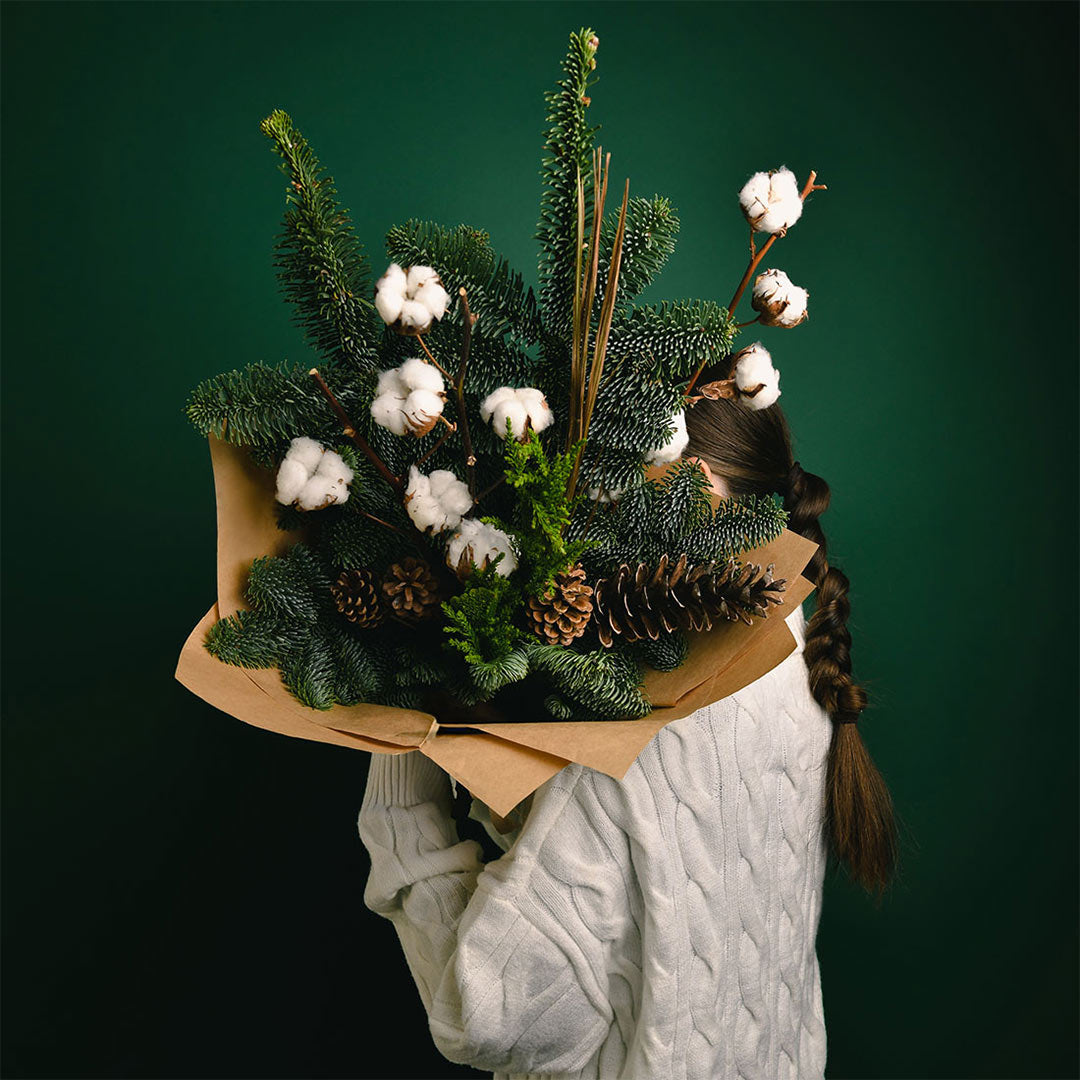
684,388,896,894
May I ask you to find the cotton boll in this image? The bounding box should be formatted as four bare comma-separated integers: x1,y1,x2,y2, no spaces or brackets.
371,393,410,436
480,387,518,422
516,388,554,433
492,399,529,441
732,344,781,410
428,470,473,519
414,281,450,322
406,265,440,294
375,286,405,326
446,519,518,579
375,264,408,325
376,368,408,397
744,380,781,410
398,357,445,394
739,167,803,234
275,458,309,504
287,436,325,475
752,268,809,328
296,474,338,511
403,389,445,435
398,299,433,332
646,410,689,464
315,449,354,485
377,263,408,295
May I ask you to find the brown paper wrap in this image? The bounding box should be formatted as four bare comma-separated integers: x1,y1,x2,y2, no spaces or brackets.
176,438,817,817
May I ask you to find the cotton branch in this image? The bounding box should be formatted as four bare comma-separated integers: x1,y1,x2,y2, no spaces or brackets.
455,287,478,495
308,368,403,491
726,170,826,317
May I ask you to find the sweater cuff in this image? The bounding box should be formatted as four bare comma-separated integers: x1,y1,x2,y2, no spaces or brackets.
362,751,451,810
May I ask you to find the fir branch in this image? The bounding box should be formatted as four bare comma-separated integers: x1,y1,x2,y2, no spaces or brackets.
595,196,679,312
185,361,336,452
527,642,649,720
608,300,738,384
260,109,379,370
537,29,600,339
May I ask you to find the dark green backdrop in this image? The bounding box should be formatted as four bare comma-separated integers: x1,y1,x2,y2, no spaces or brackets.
3,3,1076,1078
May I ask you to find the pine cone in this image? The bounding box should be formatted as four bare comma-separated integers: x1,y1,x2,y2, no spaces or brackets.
593,553,786,647
381,557,441,621
330,569,385,629
527,565,594,646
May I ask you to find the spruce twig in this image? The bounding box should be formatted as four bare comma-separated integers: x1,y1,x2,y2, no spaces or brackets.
455,287,478,495
308,368,403,491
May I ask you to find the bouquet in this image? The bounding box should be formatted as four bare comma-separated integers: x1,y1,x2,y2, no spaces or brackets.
176,29,820,817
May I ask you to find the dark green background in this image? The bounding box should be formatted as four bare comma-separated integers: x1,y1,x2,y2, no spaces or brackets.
3,3,1077,1078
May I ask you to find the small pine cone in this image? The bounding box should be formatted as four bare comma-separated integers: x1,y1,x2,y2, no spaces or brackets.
330,569,385,629
382,557,441,621
527,565,594,646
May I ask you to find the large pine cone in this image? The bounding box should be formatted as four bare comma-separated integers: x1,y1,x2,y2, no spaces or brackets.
527,565,594,646
381,557,441,621
330,569,385,629
593,553,786,647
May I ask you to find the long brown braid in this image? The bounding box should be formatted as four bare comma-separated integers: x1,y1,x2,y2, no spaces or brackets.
684,387,897,894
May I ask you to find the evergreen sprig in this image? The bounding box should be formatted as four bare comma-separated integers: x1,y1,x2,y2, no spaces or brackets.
442,563,524,667
595,196,679,312
260,109,379,371
504,430,587,595
609,300,738,382
528,643,649,720
537,28,600,339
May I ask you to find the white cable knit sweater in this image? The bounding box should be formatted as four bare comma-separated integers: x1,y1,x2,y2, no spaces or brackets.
358,606,832,1079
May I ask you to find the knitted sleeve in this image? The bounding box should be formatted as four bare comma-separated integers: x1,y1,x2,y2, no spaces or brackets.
357,751,624,1076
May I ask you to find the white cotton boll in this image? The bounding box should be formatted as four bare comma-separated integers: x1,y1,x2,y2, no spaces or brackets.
398,357,445,394
406,265,440,294
492,399,530,440
752,268,809,328
586,485,625,504
375,286,405,326
378,263,408,295
739,167,803,234
428,469,473,518
516,387,554,433
275,458,309,505
446,519,518,579
375,264,408,325
403,389,445,434
745,380,781,410
315,449,354,485
370,393,409,436
480,387,517,422
398,299,433,332
376,368,407,397
647,410,689,464
733,344,781,410
287,436,325,475
297,474,338,511
414,281,450,322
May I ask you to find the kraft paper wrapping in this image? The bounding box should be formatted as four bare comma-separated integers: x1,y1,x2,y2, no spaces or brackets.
175,437,817,817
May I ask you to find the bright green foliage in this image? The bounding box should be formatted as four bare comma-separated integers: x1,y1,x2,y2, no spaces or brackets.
260,109,379,370
503,430,587,595
595,196,679,313
537,28,600,339
442,564,524,667
528,643,650,720
609,300,739,383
